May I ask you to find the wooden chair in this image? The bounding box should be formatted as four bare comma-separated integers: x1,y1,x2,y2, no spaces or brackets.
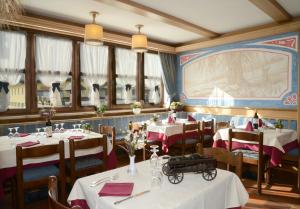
196,143,243,178
201,119,214,147
69,136,107,185
174,122,201,155
216,121,230,131
99,125,116,149
16,141,65,209
48,176,81,209
228,128,265,194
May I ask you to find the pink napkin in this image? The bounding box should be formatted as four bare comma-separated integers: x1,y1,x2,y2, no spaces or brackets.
168,116,174,124
17,141,40,147
68,136,85,140
98,183,134,197
17,133,30,137
258,119,263,127
245,121,254,131
188,115,196,121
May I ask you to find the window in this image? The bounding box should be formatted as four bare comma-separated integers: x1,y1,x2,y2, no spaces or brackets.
0,31,26,112
35,35,73,108
80,43,108,107
144,53,162,104
115,48,137,104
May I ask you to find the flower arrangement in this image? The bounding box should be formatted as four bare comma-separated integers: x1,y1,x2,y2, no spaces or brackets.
131,101,142,109
39,107,56,121
119,130,146,156
96,104,107,116
169,101,184,112
150,114,160,123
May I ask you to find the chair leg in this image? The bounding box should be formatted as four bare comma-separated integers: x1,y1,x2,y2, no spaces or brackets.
17,185,24,209
257,163,262,194
11,178,17,209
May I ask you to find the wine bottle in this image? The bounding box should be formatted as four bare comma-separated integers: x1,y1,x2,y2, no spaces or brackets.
46,118,53,137
253,112,258,130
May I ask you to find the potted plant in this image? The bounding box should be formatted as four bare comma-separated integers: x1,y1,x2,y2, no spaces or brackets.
131,101,142,115
96,104,107,117
275,120,283,133
169,101,184,113
150,114,161,125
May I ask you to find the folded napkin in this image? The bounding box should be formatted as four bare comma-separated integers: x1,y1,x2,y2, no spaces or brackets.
188,115,196,121
68,136,85,140
17,133,30,137
17,141,40,147
98,183,134,197
245,121,254,131
167,116,175,124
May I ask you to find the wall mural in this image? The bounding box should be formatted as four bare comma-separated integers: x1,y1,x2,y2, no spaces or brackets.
178,32,298,109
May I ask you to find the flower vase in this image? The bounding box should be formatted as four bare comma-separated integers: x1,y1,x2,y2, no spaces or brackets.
132,108,141,115
127,155,137,175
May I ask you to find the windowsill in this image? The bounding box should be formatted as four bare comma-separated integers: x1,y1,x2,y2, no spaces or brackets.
0,107,169,125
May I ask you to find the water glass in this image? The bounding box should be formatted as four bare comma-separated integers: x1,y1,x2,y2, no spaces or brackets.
150,145,159,169
151,169,163,190
54,124,60,133
72,124,76,132
14,127,19,137
36,128,41,136
59,123,65,133
42,127,47,135
8,128,13,138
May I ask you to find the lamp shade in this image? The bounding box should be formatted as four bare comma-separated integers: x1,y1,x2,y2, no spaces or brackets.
132,34,147,53
84,23,103,46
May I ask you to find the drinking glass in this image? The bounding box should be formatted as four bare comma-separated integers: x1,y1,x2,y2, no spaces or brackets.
77,124,82,132
54,124,60,133
59,123,65,133
42,127,47,135
14,127,19,137
72,124,76,132
8,128,13,138
150,145,159,169
36,128,41,136
151,169,163,190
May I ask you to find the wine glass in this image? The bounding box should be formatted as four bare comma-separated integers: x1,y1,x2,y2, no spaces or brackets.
36,128,41,136
8,128,13,138
72,124,76,132
14,127,20,137
150,145,159,169
54,124,60,133
151,169,163,190
42,127,47,136
59,123,65,133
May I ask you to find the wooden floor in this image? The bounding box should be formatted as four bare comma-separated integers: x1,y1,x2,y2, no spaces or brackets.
0,151,299,209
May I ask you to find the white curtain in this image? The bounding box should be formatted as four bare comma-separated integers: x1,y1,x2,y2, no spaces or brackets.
80,43,108,106
35,35,72,107
145,53,162,104
0,31,26,112
115,48,137,104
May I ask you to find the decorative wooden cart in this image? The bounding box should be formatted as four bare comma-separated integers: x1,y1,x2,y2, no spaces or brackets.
162,154,217,184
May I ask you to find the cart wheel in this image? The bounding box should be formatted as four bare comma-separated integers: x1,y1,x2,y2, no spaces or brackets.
162,163,170,176
202,169,217,181
168,173,184,184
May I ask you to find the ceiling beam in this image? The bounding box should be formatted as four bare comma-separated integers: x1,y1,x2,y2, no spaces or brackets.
249,0,292,22
0,15,176,53
94,0,219,38
176,17,300,52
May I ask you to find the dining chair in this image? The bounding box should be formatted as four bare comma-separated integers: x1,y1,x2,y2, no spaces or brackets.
48,176,81,209
196,143,243,178
228,128,265,194
174,122,201,155
16,141,66,209
99,125,116,149
201,119,214,147
68,136,107,186
216,121,230,131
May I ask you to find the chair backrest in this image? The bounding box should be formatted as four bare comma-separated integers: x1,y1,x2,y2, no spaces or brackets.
16,141,65,183
201,119,214,135
99,125,116,147
228,128,263,161
216,121,230,131
196,143,243,178
183,121,201,134
48,176,81,209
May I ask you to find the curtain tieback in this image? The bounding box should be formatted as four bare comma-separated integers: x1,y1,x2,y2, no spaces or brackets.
92,84,100,92
52,82,61,92
125,84,132,91
0,81,9,94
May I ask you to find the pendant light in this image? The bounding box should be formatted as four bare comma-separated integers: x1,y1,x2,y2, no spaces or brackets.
132,24,148,53
84,11,103,46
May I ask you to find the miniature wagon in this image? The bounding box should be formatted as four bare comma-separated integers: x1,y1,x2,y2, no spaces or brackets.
162,154,217,184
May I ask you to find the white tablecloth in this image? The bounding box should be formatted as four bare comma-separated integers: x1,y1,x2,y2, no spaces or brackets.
147,119,192,137
68,160,248,209
0,130,112,169
213,128,298,152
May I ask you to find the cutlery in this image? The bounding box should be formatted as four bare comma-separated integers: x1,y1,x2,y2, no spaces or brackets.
114,190,150,205
90,173,119,187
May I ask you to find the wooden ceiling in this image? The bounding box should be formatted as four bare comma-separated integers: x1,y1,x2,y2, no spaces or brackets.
11,0,300,52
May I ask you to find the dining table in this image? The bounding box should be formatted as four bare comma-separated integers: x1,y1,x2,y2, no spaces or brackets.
146,119,200,153
213,127,299,166
0,129,117,201
68,158,249,209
